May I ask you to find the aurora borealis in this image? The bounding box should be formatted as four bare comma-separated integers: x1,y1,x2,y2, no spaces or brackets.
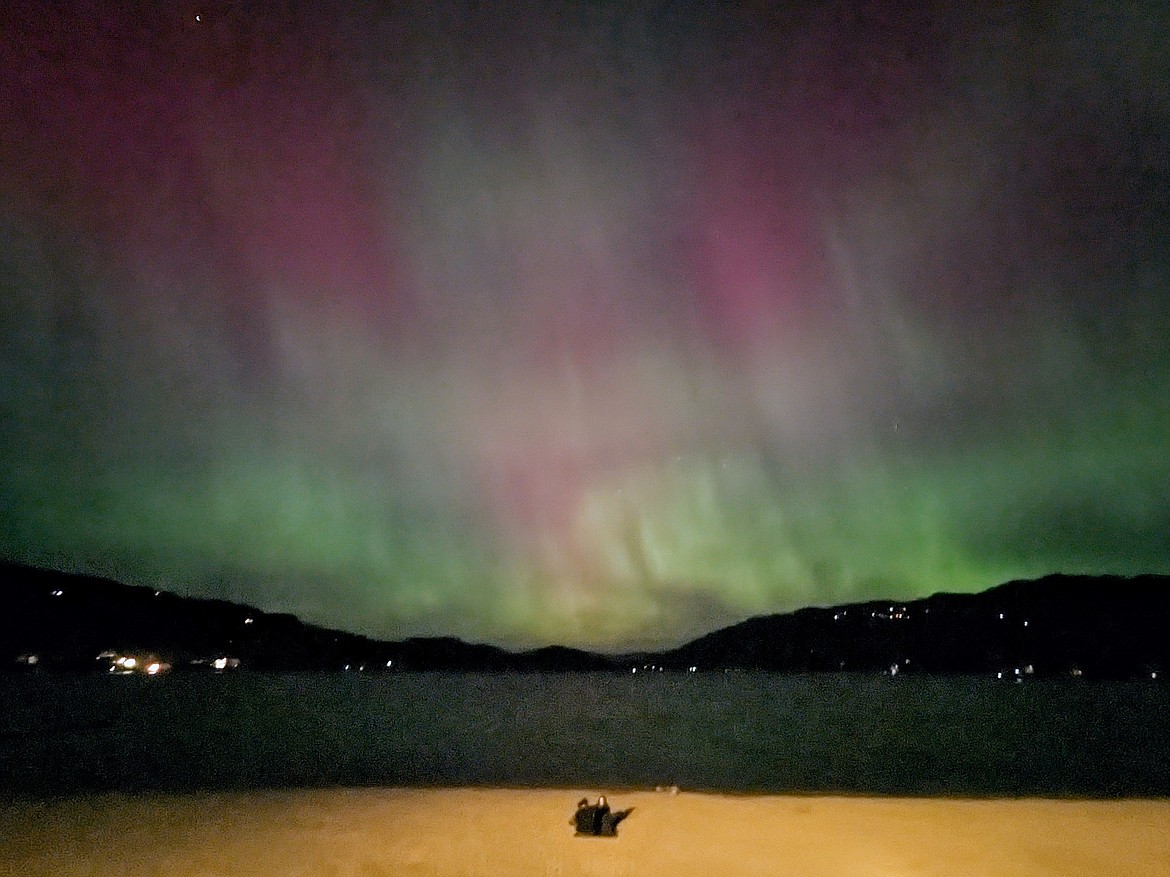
2,1,1169,651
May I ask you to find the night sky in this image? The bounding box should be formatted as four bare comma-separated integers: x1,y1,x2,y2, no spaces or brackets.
2,1,1168,651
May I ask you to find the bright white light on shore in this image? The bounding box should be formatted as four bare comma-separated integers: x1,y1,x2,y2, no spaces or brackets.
213,657,228,670
244,617,254,625
146,662,162,675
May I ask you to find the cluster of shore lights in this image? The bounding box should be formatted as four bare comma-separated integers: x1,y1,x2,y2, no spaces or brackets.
105,653,170,676
631,664,700,673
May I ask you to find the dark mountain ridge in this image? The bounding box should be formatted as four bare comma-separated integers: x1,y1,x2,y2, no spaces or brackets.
662,574,1170,678
2,562,1168,677
0,561,626,672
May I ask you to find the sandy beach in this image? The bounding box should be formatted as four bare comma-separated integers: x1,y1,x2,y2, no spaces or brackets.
2,788,1168,876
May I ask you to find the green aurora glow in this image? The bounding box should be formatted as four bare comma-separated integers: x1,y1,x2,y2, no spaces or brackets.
2,2,1169,649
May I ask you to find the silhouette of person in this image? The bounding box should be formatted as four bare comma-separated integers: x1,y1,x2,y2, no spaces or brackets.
571,797,598,835
593,795,610,835
598,798,633,836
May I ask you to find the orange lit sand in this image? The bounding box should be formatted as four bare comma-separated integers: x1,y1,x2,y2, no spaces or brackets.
2,788,1168,876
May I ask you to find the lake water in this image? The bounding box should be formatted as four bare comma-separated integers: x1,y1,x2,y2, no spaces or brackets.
3,673,1168,797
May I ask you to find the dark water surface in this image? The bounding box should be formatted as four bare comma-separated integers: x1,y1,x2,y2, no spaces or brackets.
2,673,1168,797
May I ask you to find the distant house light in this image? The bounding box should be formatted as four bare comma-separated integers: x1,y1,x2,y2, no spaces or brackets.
154,590,161,597
51,589,63,597
213,657,228,671
385,660,393,668
108,654,169,676
244,617,255,625
998,613,1004,620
